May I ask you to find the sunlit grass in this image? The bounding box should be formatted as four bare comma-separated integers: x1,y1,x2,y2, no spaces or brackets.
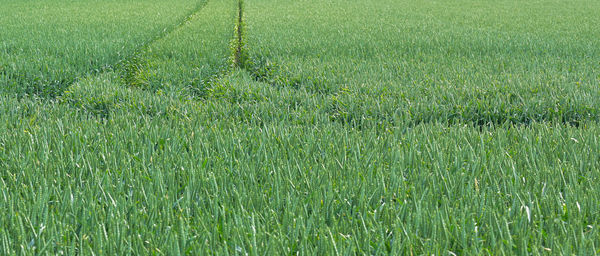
1,0,600,254
245,0,600,126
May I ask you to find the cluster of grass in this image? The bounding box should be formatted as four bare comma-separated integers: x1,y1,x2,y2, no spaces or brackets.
1,0,600,254
0,0,204,97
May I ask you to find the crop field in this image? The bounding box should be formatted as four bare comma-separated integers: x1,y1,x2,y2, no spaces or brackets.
1,0,600,254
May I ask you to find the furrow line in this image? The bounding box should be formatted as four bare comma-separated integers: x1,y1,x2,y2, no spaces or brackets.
61,0,210,97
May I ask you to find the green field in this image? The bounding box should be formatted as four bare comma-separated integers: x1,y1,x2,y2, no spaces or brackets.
1,0,600,254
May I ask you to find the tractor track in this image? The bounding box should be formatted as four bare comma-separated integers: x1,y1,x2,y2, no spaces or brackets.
60,0,211,97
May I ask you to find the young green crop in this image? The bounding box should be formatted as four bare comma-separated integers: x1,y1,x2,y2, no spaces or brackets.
1,0,600,254
2,88,600,254
244,0,600,127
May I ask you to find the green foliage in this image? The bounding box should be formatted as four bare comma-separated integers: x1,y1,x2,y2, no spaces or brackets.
1,0,600,254
231,0,249,69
